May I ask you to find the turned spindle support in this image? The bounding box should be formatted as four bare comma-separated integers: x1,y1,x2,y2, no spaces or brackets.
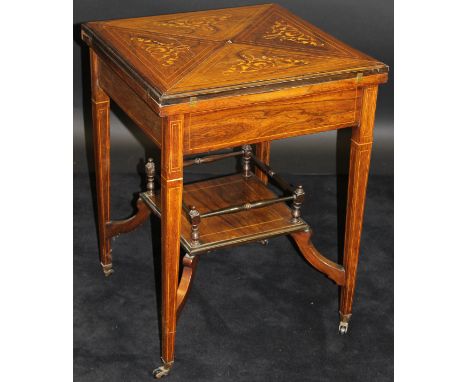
189,206,201,246
291,185,305,223
242,144,253,178
145,158,155,195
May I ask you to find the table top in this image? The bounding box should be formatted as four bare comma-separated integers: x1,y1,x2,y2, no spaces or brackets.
82,3,388,105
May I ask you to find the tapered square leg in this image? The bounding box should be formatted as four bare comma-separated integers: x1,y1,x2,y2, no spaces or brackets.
339,85,378,333
153,115,184,378
90,49,113,277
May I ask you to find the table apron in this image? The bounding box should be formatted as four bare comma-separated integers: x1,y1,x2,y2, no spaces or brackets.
183,88,362,154
99,59,163,148
97,53,364,155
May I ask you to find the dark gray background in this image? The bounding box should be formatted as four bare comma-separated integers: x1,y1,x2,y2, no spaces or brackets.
73,0,393,175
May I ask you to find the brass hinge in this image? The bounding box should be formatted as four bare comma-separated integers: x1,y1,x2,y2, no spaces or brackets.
189,97,198,106
356,73,363,83
81,31,91,45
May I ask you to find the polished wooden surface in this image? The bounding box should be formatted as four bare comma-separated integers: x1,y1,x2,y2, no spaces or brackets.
176,254,200,320
144,173,308,254
291,230,345,286
254,141,271,184
340,85,378,322
90,50,113,276
159,113,184,368
82,3,387,105
106,198,150,239
82,3,388,377
99,58,162,146
185,88,361,154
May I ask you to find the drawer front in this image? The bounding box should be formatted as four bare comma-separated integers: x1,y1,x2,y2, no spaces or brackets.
185,88,361,154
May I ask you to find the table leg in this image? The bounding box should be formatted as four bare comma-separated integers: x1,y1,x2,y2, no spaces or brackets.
90,49,113,277
153,115,184,379
339,85,378,334
255,141,271,184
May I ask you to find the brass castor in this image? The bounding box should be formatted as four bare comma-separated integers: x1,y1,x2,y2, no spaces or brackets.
259,239,269,246
339,321,349,335
152,361,173,379
101,263,114,277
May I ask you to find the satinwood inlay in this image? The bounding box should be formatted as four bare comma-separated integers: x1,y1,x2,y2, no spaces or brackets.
223,52,309,75
263,20,325,47
83,4,388,105
130,36,191,66
82,3,388,103
97,5,270,41
150,15,233,33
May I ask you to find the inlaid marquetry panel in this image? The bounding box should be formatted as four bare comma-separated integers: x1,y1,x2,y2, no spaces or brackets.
102,5,270,41
168,43,378,95
264,20,325,46
82,3,388,103
96,26,221,90
232,6,357,58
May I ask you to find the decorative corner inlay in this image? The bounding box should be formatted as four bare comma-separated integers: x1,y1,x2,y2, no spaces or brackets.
263,20,325,47
151,15,232,33
130,36,190,66
223,53,310,75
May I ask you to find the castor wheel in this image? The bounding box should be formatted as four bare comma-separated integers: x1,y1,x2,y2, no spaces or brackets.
339,321,349,335
152,362,173,379
152,365,170,379
259,239,269,246
101,263,114,277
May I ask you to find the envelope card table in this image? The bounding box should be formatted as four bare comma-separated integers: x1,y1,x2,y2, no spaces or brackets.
81,3,388,378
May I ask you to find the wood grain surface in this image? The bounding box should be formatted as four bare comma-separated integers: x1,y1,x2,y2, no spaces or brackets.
81,3,388,105
90,49,113,276
146,173,308,254
339,85,379,321
184,88,361,154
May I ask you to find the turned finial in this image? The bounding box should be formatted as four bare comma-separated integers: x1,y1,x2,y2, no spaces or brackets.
291,185,305,223
145,158,155,195
189,206,201,246
242,144,253,178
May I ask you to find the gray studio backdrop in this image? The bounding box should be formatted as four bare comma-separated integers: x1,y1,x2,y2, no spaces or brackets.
73,0,393,175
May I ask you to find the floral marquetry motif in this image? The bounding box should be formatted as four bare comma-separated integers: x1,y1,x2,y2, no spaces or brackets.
99,5,270,41
263,20,325,47
223,53,310,75
130,37,190,66
82,3,388,102
150,15,232,34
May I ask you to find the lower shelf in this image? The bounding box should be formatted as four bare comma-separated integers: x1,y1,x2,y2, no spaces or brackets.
141,173,309,255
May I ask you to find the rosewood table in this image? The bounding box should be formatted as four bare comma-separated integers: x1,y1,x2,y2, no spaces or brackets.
81,4,388,378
